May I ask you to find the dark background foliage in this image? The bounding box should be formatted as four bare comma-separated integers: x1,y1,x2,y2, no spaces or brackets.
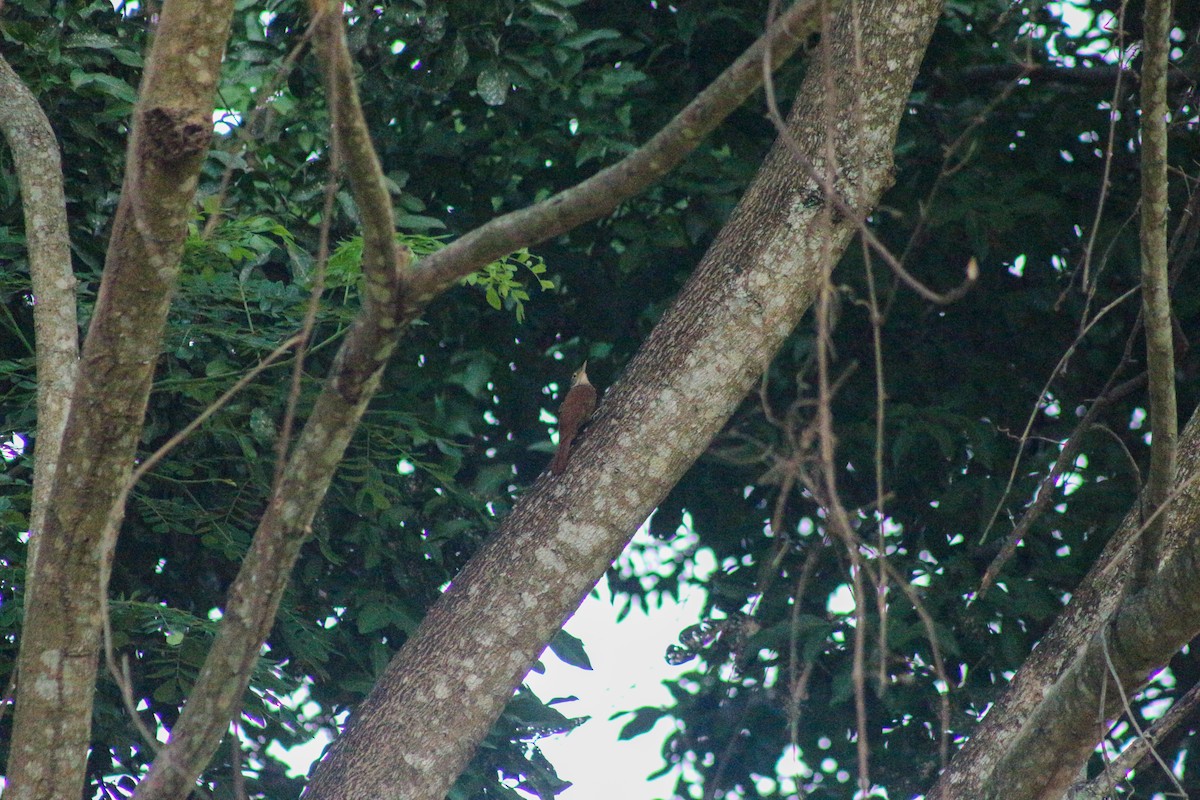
1,0,1199,798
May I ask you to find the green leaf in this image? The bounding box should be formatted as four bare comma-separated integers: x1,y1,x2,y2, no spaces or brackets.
476,65,510,106
357,602,392,634
560,29,621,50
548,629,592,670
614,706,663,740
394,213,446,231
69,69,138,105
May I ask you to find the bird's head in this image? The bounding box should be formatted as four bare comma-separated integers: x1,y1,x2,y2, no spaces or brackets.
571,361,591,386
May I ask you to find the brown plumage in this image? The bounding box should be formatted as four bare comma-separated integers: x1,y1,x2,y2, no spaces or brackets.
550,362,597,475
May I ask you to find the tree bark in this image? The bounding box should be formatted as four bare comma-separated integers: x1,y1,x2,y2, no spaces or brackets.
304,1,943,797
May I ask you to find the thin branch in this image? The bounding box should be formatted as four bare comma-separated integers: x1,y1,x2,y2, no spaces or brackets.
1097,629,1187,797
978,285,1139,547
101,609,161,755
131,334,304,487
230,720,250,800
96,334,302,761
900,69,1030,270
976,365,1144,598
805,0,872,789
202,27,318,239
1167,170,1200,286
0,669,17,730
862,227,893,697
1134,0,1177,586
1079,0,1129,293
404,0,834,310
952,61,1193,90
876,557,952,768
272,28,340,490
703,704,753,800
787,543,824,750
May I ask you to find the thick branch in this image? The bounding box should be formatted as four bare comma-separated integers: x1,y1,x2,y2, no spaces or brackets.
402,0,832,312
928,408,1200,799
305,1,942,797
981,515,1200,800
1135,0,1177,584
0,56,78,569
130,5,410,799
1065,680,1200,800
5,4,236,799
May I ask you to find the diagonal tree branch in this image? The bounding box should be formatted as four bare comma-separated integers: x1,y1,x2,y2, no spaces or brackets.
928,406,1200,800
403,0,834,312
5,3,237,798
981,502,1200,800
1065,680,1200,800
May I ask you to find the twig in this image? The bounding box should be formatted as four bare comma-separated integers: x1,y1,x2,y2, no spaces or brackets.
0,668,17,729
1078,0,1130,293
787,544,824,747
231,719,249,800
703,703,752,800
978,285,1139,546
272,85,340,489
861,233,892,696
899,69,1030,270
202,24,319,238
877,557,951,768
96,332,302,757
976,367,1145,598
100,607,161,754
761,20,977,308
802,0,873,789
1167,170,1200,287
132,335,304,487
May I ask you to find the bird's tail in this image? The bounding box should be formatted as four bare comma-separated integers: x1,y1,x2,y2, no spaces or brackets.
549,442,571,474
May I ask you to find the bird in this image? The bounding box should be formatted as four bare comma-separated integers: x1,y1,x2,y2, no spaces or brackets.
549,362,597,475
